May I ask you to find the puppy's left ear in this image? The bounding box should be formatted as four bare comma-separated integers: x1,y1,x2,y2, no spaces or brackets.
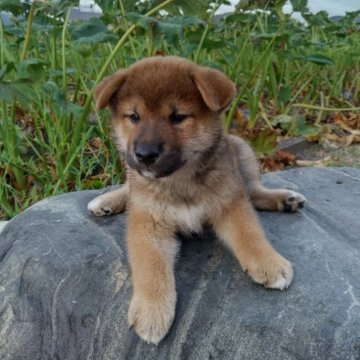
193,67,236,112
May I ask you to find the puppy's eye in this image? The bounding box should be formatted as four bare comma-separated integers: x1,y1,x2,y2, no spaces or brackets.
128,113,140,123
169,113,188,125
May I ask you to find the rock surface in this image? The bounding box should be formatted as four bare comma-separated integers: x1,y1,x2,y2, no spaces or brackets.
0,167,360,360
0,221,8,233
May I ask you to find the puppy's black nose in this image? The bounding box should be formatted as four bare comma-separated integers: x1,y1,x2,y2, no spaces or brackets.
135,143,163,165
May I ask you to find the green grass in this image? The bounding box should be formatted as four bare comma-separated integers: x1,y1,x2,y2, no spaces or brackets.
0,0,360,219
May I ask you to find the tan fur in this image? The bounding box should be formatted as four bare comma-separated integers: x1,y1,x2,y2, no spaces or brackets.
87,56,306,344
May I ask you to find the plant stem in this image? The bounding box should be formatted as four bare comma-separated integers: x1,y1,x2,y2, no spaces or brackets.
291,104,360,112
52,15,57,69
194,0,219,63
60,8,72,138
62,9,71,92
118,0,138,59
20,1,36,61
258,102,274,129
0,18,4,67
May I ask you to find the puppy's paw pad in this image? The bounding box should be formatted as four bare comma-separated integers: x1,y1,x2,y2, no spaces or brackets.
87,197,114,216
265,266,293,290
128,296,175,345
282,191,307,212
246,256,293,290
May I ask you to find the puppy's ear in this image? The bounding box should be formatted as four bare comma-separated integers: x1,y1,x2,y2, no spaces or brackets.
193,67,236,112
94,70,127,109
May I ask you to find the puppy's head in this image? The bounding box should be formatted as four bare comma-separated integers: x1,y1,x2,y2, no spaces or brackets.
95,56,236,179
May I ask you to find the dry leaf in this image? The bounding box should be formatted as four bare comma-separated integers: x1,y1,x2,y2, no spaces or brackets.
334,112,360,131
296,157,331,167
260,149,296,172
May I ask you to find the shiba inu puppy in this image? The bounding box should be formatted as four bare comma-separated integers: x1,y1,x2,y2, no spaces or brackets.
88,56,306,344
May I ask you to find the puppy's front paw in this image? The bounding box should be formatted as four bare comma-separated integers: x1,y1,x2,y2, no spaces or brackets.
245,254,293,290
88,189,127,216
128,293,175,345
280,191,306,212
87,196,115,216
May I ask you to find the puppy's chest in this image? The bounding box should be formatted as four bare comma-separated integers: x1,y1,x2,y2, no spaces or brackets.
164,201,209,232
134,174,235,232
150,183,212,229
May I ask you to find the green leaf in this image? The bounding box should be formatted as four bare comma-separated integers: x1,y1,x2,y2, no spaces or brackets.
0,80,37,104
274,115,320,136
165,16,205,28
70,17,107,38
272,114,293,126
128,14,204,45
95,0,138,13
16,58,46,80
224,13,254,25
172,0,211,16
186,31,228,50
71,18,117,45
302,11,330,27
252,32,289,43
294,117,320,136
127,13,157,30
34,0,79,18
157,21,183,43
3,24,25,38
158,17,204,44
248,130,278,157
74,33,118,45
42,81,83,117
338,10,360,27
278,86,291,105
0,62,16,81
303,54,335,65
290,0,308,12
0,0,27,16
49,68,77,78
158,0,212,16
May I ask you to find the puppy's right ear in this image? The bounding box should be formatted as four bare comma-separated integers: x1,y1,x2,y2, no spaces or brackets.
94,70,127,109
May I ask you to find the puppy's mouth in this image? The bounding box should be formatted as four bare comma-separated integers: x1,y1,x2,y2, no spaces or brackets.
126,152,185,179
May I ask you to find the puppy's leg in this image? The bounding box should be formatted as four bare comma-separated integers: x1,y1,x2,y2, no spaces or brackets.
87,183,129,216
127,208,178,344
250,185,306,212
214,200,293,289
228,135,306,212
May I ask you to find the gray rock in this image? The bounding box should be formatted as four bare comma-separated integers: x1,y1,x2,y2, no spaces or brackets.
0,221,8,234
0,167,360,360
277,135,309,155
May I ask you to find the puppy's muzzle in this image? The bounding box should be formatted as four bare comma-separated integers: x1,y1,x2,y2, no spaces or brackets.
135,142,163,166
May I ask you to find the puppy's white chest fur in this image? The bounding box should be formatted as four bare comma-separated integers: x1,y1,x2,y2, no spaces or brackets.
170,203,207,232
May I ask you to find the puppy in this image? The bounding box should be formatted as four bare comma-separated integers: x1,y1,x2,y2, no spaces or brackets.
88,56,306,344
